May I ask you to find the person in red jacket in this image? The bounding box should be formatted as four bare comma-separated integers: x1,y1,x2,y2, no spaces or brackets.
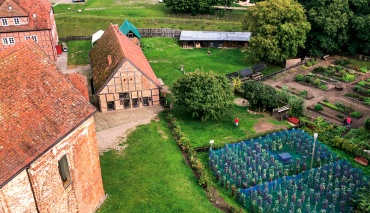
234,117,239,127
346,117,352,128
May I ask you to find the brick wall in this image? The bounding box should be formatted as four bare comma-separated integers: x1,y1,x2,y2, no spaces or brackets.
98,60,160,112
0,116,105,213
0,30,57,61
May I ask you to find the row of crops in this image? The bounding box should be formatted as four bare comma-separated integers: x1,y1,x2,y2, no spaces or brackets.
209,129,369,212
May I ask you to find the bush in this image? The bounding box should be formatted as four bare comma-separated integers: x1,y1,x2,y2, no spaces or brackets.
295,74,304,81
364,118,370,130
359,67,368,73
314,104,323,111
351,111,362,118
334,59,350,67
313,67,326,73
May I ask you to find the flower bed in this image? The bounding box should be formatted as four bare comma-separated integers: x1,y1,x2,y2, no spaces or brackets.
312,65,358,82
209,129,369,212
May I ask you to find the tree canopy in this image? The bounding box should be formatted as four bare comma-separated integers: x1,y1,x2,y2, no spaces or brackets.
242,0,310,64
172,71,234,121
242,81,279,111
300,0,353,56
164,0,237,14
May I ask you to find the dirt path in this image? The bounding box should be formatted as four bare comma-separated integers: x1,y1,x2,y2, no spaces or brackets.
94,106,163,153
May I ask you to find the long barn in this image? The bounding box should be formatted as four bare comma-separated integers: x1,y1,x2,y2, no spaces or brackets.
179,30,251,49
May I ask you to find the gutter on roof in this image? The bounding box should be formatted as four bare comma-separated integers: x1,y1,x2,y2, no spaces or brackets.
0,110,97,188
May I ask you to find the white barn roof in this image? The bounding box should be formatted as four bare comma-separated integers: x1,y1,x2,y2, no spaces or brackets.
92,30,105,46
180,31,251,41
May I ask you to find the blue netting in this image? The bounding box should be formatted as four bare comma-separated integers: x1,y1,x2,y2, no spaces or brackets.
209,129,369,213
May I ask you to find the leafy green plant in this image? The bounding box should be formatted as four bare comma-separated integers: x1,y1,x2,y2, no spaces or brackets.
337,114,344,119
319,85,328,90
295,74,304,81
299,90,308,97
358,81,367,86
359,67,368,73
342,73,355,82
351,111,362,118
364,118,370,130
314,104,323,111
313,78,321,86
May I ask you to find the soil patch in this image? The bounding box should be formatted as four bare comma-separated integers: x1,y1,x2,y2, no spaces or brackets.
234,97,248,106
253,118,287,133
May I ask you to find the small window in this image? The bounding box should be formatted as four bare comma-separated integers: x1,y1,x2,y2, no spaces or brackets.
142,97,151,106
25,35,37,42
58,155,71,188
2,37,15,45
107,101,115,111
31,35,38,42
127,32,134,38
14,17,20,25
1,19,8,26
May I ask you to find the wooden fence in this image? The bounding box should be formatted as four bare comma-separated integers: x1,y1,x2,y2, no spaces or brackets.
138,28,181,39
60,28,181,42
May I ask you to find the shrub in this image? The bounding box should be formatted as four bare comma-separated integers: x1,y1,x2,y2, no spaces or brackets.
359,67,368,73
358,81,367,86
314,104,323,111
313,67,326,73
295,74,304,81
334,59,350,67
364,118,370,130
335,102,345,109
351,111,362,118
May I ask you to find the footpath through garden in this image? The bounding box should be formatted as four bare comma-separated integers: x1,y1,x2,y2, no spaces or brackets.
264,56,370,128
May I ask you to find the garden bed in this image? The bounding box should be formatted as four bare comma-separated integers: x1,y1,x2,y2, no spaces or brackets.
295,73,330,90
312,65,360,82
307,104,344,122
344,92,370,108
276,85,314,100
319,100,363,119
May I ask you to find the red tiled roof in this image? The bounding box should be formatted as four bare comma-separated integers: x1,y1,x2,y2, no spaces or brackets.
0,40,96,187
90,24,161,94
65,73,90,101
0,0,52,32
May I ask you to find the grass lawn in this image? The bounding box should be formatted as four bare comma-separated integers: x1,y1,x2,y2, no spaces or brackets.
98,114,221,213
53,0,246,37
349,58,370,69
143,37,281,87
66,40,91,65
172,104,289,148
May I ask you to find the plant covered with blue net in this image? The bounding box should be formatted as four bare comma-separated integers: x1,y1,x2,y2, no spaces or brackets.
209,129,369,212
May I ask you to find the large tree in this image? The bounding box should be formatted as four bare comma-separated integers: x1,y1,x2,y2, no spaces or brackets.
242,0,310,64
164,0,214,14
300,0,353,56
172,71,234,121
347,0,370,55
242,81,279,111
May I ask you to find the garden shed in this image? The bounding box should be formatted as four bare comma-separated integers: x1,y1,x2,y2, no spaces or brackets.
119,19,141,45
90,24,161,112
179,31,251,49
